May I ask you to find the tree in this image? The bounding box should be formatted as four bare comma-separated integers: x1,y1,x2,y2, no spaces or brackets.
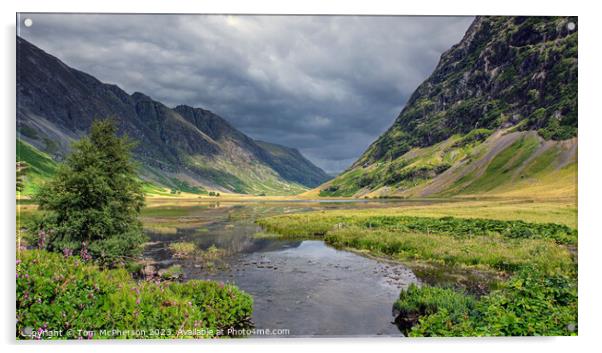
16,161,28,192
33,119,146,266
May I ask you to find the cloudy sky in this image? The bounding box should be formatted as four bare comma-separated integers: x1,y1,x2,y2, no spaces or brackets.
18,14,473,174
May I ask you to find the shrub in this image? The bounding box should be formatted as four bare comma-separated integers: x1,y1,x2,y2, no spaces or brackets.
393,284,475,334
398,267,577,336
31,120,146,266
16,250,253,339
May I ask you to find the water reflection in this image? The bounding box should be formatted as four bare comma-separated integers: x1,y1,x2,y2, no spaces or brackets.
142,201,421,337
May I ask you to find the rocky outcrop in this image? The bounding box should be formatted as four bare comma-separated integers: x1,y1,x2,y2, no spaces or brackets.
357,16,577,166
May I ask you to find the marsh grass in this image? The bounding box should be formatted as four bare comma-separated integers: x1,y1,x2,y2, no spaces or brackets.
326,227,573,273
257,204,578,336
168,242,197,258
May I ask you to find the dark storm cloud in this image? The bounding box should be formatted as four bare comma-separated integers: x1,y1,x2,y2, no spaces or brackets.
18,14,473,174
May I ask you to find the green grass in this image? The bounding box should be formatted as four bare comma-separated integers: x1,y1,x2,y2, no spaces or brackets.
258,213,575,273
256,202,578,336
168,178,207,194
325,227,572,273
16,140,58,196
168,242,197,258
257,212,577,245
451,134,540,194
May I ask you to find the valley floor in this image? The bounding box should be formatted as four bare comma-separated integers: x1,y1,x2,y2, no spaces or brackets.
17,194,578,337
255,195,578,336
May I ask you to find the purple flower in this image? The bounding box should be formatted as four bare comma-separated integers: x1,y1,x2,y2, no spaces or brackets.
80,242,91,261
37,230,47,249
63,248,73,257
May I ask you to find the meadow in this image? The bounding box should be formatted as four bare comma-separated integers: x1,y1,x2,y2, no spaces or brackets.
256,197,578,336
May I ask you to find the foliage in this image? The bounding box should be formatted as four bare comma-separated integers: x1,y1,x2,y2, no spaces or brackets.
31,120,146,266
400,267,577,336
16,250,253,339
393,284,475,334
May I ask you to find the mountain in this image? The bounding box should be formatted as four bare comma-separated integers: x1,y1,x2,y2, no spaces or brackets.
16,37,330,195
254,140,333,187
318,16,577,198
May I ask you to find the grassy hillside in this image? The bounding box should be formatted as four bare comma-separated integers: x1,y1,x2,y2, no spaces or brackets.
319,129,576,199
324,17,578,200
16,140,57,196
16,140,220,198
255,140,331,187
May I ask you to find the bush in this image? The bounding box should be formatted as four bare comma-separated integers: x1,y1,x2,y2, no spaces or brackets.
31,120,146,266
393,284,475,334
16,250,253,339
397,267,578,336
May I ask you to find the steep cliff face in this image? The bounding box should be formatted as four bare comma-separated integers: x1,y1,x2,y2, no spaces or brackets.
17,37,330,195
361,16,577,165
321,16,577,198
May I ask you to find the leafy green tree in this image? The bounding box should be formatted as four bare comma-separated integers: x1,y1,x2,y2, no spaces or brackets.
33,119,145,266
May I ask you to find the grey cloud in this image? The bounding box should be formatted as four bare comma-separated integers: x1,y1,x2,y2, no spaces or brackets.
19,14,473,174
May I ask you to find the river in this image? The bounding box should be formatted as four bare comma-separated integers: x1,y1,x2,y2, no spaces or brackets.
142,200,424,337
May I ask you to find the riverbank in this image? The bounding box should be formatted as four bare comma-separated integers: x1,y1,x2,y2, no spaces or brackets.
255,197,578,336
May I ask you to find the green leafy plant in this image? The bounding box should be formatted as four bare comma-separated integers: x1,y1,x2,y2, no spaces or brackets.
16,250,253,339
399,267,577,336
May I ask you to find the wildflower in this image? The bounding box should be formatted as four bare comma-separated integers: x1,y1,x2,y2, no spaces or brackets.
37,230,46,249
80,242,91,261
63,248,73,257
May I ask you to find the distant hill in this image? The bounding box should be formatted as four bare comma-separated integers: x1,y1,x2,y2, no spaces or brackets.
319,16,577,198
16,37,330,195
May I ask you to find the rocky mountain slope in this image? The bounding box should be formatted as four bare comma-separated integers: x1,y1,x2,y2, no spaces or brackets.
16,37,330,195
319,16,577,198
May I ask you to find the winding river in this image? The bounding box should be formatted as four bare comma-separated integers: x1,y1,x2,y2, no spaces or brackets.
143,201,423,337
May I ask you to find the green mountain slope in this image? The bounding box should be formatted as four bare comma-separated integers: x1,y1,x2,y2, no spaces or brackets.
16,140,58,195
255,140,332,187
320,16,577,199
17,37,329,196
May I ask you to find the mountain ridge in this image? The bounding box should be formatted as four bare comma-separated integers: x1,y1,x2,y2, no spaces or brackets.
319,16,577,198
16,36,330,195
